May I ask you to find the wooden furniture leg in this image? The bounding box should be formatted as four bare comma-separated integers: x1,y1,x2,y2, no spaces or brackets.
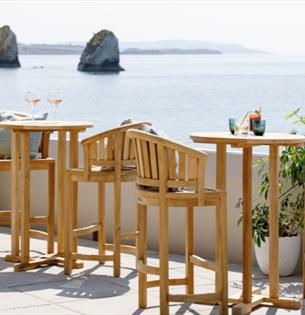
137,203,147,308
5,131,20,263
232,147,253,314
113,179,121,277
159,201,169,315
19,132,31,267
217,195,228,315
64,171,73,275
57,131,66,255
269,145,279,298
186,205,194,294
98,183,106,264
70,131,79,253
216,143,227,294
47,162,55,254
242,147,253,303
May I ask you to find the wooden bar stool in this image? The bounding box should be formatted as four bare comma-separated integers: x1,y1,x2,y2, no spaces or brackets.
0,112,55,258
127,129,228,315
64,121,151,276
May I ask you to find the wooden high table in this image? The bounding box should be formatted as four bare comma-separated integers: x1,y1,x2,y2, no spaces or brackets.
190,132,305,315
0,121,93,271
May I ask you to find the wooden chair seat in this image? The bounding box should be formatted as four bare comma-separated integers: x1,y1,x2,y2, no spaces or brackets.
68,167,137,183
137,187,225,207
64,121,151,277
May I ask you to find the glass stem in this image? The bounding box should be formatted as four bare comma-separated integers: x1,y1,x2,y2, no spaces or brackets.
53,106,57,120
31,104,34,120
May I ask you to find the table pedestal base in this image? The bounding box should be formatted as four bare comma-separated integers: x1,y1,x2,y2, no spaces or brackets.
232,295,301,315
5,253,84,272
5,254,21,263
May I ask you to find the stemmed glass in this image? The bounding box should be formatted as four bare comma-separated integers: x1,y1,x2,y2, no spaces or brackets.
47,91,62,120
25,91,40,120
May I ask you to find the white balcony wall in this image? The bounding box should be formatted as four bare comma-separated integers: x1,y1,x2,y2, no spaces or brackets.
0,138,300,271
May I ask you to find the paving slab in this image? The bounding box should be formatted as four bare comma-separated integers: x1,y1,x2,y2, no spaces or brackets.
0,288,47,311
1,303,80,314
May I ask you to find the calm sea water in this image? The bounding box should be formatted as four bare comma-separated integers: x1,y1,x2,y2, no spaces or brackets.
0,54,305,147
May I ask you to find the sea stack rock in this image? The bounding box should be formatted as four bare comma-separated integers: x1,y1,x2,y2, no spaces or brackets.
0,25,21,68
78,30,124,72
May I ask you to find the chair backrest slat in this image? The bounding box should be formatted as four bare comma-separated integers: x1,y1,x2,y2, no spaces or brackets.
188,156,197,180
129,139,135,159
98,138,106,161
178,152,186,180
149,142,158,179
167,149,176,180
135,138,145,177
89,142,97,161
122,136,130,160
141,140,151,179
107,136,114,160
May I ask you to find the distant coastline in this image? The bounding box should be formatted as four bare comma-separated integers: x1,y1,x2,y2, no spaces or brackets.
18,44,222,55
121,48,222,55
18,40,268,55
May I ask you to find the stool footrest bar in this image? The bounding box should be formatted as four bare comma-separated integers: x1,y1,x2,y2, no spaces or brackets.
30,216,48,223
73,224,102,237
190,255,217,271
168,293,220,303
137,260,160,275
121,231,139,240
29,229,48,240
147,278,188,288
105,243,136,255
263,297,301,309
72,253,114,261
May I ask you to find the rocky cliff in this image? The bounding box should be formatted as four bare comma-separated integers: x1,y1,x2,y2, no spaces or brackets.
0,25,20,68
78,30,124,72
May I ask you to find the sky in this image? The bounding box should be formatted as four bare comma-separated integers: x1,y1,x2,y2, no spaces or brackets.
1,0,305,54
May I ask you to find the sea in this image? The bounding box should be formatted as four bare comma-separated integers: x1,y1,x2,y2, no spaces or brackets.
0,54,305,149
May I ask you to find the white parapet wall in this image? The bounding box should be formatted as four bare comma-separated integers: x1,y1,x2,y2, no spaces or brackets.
0,138,299,270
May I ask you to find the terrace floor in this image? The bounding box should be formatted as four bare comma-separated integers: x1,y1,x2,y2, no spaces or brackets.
0,226,303,315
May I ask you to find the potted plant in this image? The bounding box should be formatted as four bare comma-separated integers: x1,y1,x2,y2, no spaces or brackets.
237,108,305,276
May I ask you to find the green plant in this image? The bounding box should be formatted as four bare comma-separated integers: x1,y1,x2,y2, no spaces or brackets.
237,108,305,247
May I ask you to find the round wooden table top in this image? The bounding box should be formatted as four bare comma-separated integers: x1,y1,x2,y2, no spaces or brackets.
190,131,305,147
0,120,94,131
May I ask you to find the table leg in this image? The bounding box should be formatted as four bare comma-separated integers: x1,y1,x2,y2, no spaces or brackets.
242,147,253,303
5,132,20,263
232,147,253,315
57,131,67,255
216,144,227,190
269,145,279,298
69,131,79,253
216,144,227,295
19,132,30,265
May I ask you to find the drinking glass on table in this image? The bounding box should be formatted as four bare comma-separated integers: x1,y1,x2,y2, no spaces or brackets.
253,119,266,136
25,90,40,120
229,118,239,135
47,91,62,120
